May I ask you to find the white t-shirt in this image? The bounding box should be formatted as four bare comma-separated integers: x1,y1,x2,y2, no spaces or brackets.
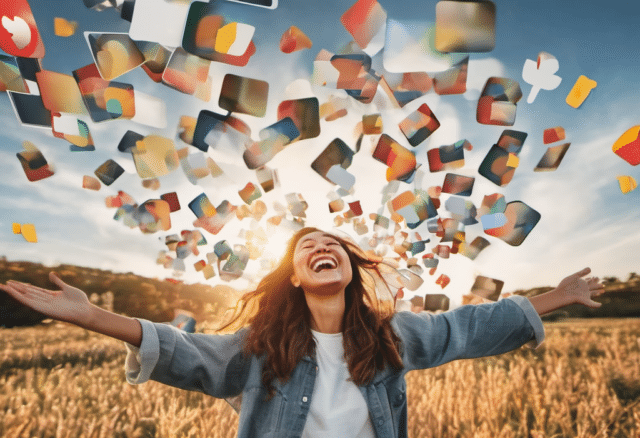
301,330,375,438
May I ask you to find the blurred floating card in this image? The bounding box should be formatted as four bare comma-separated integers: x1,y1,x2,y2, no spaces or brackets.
444,196,478,225
432,56,468,95
0,0,45,58
435,1,495,53
566,75,597,108
189,193,217,219
329,53,378,104
389,190,437,229
0,55,29,93
85,33,145,81
8,91,52,127
543,126,566,144
477,77,522,126
373,134,418,182
427,139,471,172
399,103,440,147
425,293,449,311
94,159,124,186
435,274,450,289
219,74,268,117
483,201,541,246
612,126,640,166
280,26,312,53
129,0,192,47
534,143,571,172
16,141,54,182
383,18,467,73
311,138,354,183
36,70,87,114
191,110,251,152
215,22,254,56
137,42,172,83
182,2,256,66
326,165,355,190
470,275,504,301
73,63,135,122
479,130,527,186
238,182,262,205
243,118,299,169
131,135,180,179
82,175,101,191
277,97,320,140
362,114,383,134
617,176,637,194
54,17,77,37
256,166,279,192
397,269,424,291
341,0,387,56
459,236,490,260
224,0,278,9
194,201,237,234
52,114,94,150
12,223,37,243
442,173,474,196
82,0,114,11
422,253,438,269
160,192,181,212
170,310,196,333
117,130,144,153
130,90,167,129
522,52,562,104
286,193,308,217
319,95,349,121
162,48,212,101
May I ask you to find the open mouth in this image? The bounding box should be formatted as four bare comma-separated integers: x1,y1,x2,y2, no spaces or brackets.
311,257,337,273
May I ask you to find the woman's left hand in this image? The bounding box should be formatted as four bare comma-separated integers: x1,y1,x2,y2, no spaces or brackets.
554,267,605,308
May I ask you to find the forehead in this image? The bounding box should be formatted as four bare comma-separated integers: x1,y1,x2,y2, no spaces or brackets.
296,231,339,247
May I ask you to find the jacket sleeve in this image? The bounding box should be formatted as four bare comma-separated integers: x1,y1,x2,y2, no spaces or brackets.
123,318,251,399
394,295,545,372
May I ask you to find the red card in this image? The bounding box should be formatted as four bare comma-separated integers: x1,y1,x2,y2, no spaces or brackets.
0,0,45,58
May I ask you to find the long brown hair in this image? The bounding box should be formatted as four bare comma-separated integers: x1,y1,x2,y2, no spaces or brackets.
218,227,403,397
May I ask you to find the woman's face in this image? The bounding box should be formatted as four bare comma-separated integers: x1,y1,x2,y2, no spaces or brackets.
291,231,353,295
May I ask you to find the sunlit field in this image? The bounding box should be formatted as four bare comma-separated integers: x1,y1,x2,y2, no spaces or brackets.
1,318,639,438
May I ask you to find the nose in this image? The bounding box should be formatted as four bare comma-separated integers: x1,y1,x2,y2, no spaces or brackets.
314,244,331,253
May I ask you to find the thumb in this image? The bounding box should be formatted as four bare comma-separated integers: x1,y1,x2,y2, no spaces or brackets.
49,272,66,289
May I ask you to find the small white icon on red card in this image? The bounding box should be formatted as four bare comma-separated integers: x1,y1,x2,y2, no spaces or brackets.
0,0,45,58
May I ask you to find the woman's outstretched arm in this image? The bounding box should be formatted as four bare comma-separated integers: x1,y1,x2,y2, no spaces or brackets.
528,267,605,316
0,272,142,347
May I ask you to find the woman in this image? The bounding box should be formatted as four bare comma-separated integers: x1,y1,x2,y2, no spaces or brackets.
0,227,605,438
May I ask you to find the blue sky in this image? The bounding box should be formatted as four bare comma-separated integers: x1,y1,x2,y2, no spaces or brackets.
1,0,639,305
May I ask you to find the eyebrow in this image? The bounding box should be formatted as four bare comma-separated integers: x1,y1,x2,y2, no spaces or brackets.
299,233,338,245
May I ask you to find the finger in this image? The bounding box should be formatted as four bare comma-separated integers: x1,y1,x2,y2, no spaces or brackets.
49,272,67,289
570,267,591,279
0,283,25,296
8,281,57,296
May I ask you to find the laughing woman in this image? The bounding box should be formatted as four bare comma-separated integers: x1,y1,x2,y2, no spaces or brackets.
0,227,604,438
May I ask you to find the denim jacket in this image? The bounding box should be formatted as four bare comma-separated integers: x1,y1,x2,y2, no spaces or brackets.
124,295,544,438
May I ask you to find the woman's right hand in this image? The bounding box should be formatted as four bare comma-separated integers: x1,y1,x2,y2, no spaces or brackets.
0,272,92,325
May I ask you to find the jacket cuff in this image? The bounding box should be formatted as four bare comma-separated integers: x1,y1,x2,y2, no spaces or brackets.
505,295,545,348
123,318,160,384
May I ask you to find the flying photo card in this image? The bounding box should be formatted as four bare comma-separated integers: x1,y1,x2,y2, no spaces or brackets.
12,223,37,243
162,48,212,101
256,166,279,192
0,55,29,93
193,200,237,235
483,200,541,246
189,193,217,219
280,26,312,53
117,130,144,153
73,63,135,122
470,275,504,301
238,182,262,205
444,196,478,225
219,74,268,117
311,138,355,184
161,192,181,212
319,95,349,121
129,0,192,47
534,143,571,172
362,114,383,134
137,199,172,234
16,141,54,182
85,33,145,81
399,103,440,147
286,193,308,218
244,118,299,169
277,97,320,141
479,129,528,186
54,17,77,37
566,75,597,109
522,52,562,104
389,190,437,229
330,54,378,104
432,56,468,95
544,126,566,144
51,113,94,150
0,0,45,58
137,42,172,83
131,135,180,179
612,126,640,166
435,0,495,53
373,134,418,182
441,173,474,196
425,293,449,313
477,77,522,126
8,91,51,128
191,110,251,152
94,159,124,186
182,2,256,66
340,0,387,56
383,18,467,73
427,139,471,172
617,176,637,194
459,236,490,260
82,175,101,191
36,70,87,115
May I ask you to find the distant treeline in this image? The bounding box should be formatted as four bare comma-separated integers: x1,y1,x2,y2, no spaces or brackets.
0,259,239,327
1,259,639,327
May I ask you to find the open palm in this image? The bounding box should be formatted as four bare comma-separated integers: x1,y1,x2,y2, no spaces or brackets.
0,272,91,325
556,267,605,308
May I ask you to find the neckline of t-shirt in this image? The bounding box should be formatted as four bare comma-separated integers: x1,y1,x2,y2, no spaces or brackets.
311,329,343,340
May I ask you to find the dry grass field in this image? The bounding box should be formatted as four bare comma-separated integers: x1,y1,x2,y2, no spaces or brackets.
1,318,639,438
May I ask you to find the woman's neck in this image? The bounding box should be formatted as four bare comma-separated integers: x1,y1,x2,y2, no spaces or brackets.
304,289,345,334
